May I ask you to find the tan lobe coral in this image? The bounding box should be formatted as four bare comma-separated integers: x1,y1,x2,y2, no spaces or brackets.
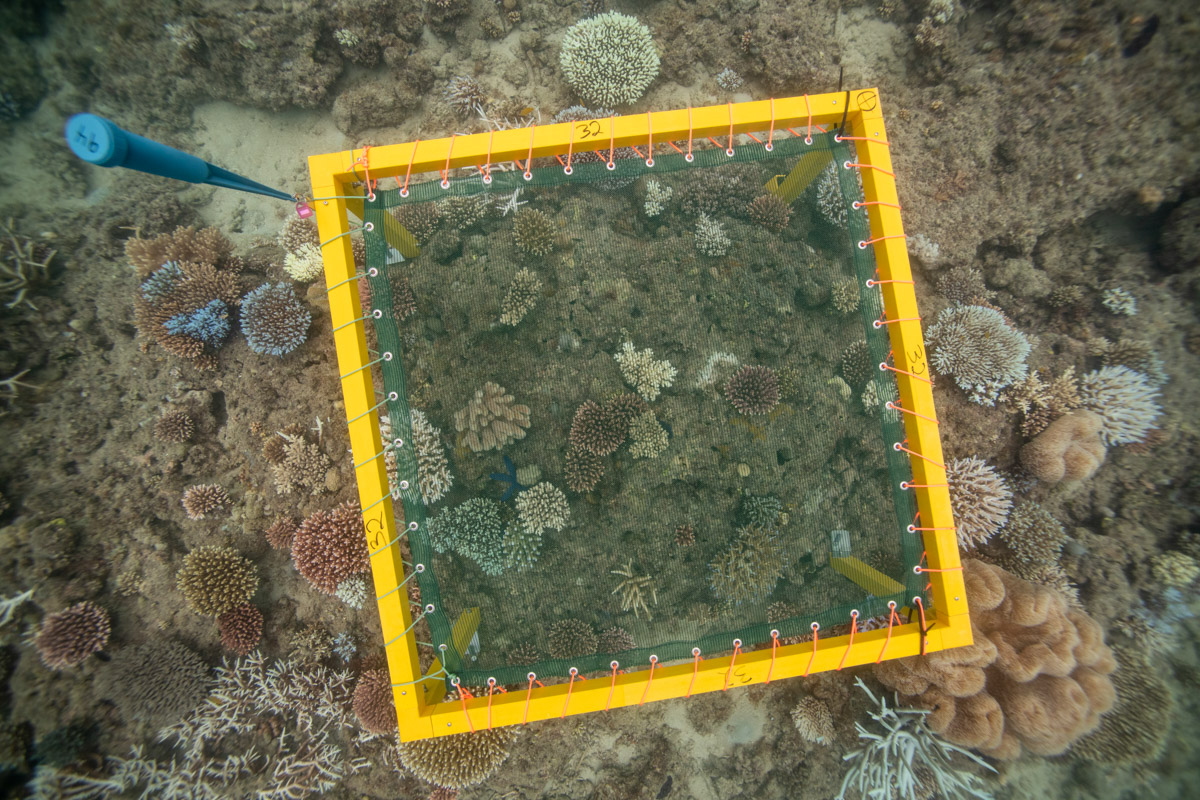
1020,410,1106,484
453,382,530,452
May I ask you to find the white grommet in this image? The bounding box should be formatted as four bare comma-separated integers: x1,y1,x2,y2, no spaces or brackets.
367,192,376,202
611,660,619,669
913,566,923,575
725,148,734,157
834,134,842,143
872,319,883,329
483,174,493,184
606,162,615,171
645,158,655,167
844,160,853,170
527,672,537,681
563,166,573,175
425,603,435,613
878,362,887,371
439,643,447,651
649,654,658,663
804,137,813,146
850,609,860,618
399,480,410,490
765,143,774,152
523,171,532,181
733,638,742,648
692,647,701,656
811,622,820,631
368,267,379,277
569,667,578,676
399,189,409,198
440,179,450,189
893,442,904,451
364,222,375,231
685,154,694,162
852,201,861,209
372,309,383,319
858,241,868,249
415,563,425,573
394,438,404,448
387,391,399,401
383,352,394,361
888,600,897,609
900,481,910,490
770,629,780,638
408,521,419,531
907,524,917,533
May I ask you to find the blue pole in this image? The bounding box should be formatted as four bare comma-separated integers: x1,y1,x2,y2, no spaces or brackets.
64,113,295,202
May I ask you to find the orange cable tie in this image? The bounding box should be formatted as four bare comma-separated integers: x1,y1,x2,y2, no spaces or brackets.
706,136,723,150
561,667,580,719
522,673,541,724
746,132,764,144
767,97,776,150
880,362,933,385
565,123,575,173
803,623,820,677
400,139,420,197
765,631,780,684
875,603,901,664
914,597,929,656
606,662,620,711
483,130,494,183
837,611,859,671
356,144,376,195
666,140,686,156
687,107,694,161
888,402,939,425
607,115,616,169
630,145,646,159
893,441,946,469
845,161,896,178
486,678,496,730
804,94,813,142
687,648,702,697
873,315,921,328
646,111,654,166
456,683,475,733
639,655,659,706
856,200,902,210
722,639,743,692
440,134,457,188
524,124,536,179
726,101,735,156
865,277,914,287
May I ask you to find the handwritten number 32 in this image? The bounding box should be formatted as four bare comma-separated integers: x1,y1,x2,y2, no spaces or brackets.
577,121,602,139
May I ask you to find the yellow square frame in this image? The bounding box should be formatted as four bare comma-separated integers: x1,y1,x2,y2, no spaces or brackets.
307,90,969,742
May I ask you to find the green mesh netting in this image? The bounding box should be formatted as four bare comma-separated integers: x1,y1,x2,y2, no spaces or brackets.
361,131,925,687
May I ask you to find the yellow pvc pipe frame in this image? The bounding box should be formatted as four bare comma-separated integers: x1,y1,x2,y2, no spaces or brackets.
308,90,969,742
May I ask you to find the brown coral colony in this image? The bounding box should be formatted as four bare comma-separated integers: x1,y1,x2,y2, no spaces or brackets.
725,365,780,415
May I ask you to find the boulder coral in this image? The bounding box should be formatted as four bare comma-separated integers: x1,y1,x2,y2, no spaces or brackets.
1019,410,1106,484
874,559,1116,760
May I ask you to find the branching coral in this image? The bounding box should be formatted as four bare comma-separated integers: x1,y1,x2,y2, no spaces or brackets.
278,216,319,255
747,194,791,233
598,626,636,653
499,267,542,326
154,409,194,443
180,484,229,520
1,218,56,310
565,445,605,492
927,304,1030,405
217,603,263,655
1001,500,1067,568
397,727,518,790
284,243,325,282
559,11,659,107
694,212,731,257
96,640,210,726
335,575,367,609
874,559,1116,760
454,382,531,452
512,208,556,256
945,456,1011,549
1003,368,1081,437
292,500,369,594
614,341,676,402
444,75,486,116
352,668,396,734
503,522,543,571
709,525,786,605
429,498,507,576
264,517,298,550
241,282,311,356
270,433,331,495
610,560,657,619
628,410,668,458
725,365,781,415
547,618,598,660
1078,366,1162,446
515,481,570,536
840,340,874,388
34,601,110,669
791,696,835,746
569,400,625,456
1149,551,1199,588
381,410,454,505
1019,410,1105,483
177,546,258,617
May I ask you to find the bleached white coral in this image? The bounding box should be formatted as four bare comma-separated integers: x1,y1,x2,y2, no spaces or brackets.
381,410,454,505
560,12,660,107
1078,365,1162,445
927,305,1031,406
716,67,743,92
694,212,730,257
283,242,325,283
335,575,368,609
695,351,739,389
515,481,570,535
614,340,677,402
945,456,1012,549
791,696,835,746
1101,286,1137,316
643,179,673,217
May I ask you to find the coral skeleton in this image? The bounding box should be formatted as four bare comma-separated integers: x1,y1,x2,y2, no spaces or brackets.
611,560,657,619
927,305,1031,406
0,588,32,627
837,678,996,800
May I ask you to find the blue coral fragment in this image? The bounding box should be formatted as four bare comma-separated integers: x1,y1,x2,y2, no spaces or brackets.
165,299,231,347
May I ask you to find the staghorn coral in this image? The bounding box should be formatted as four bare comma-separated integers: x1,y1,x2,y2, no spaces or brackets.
96,640,210,726
1078,366,1162,446
547,618,598,660
293,500,369,594
515,481,570,536
217,603,263,655
614,341,676,402
569,400,625,456
1020,410,1106,484
512,208,556,256
241,282,311,356
610,560,657,619
382,410,454,505
1071,647,1172,767
429,498,506,576
1149,551,1199,588
34,601,110,669
874,559,1116,759
747,193,791,233
177,546,258,617
598,625,636,653
791,696,835,745
1001,500,1067,568
444,75,486,115
559,11,659,107
1003,368,1081,437
499,267,542,326
945,456,1012,549
927,304,1031,406
709,525,786,605
397,727,518,790
265,517,298,550
154,409,194,443
725,365,781,415
271,433,331,495
352,669,396,734
180,483,229,520
564,445,605,493
673,523,695,546
694,212,731,257
454,382,531,452
627,410,668,458
332,632,356,663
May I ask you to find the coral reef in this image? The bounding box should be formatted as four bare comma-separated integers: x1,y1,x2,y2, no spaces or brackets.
382,410,454,505
270,433,331,495
815,164,849,228
1071,648,1172,768
709,525,786,605
547,618,598,660
289,623,333,664
335,575,367,609
292,500,369,594
515,481,570,535
394,203,442,245
430,498,507,576
614,341,677,402
747,194,791,233
694,212,731,257
840,340,874,388
627,410,668,458
564,445,605,492
264,517,298,550
927,305,1031,405
738,494,783,529
610,560,657,619
874,560,1116,759
831,279,860,314
241,282,311,356
454,382,531,452
34,601,110,669
1001,500,1067,568
935,264,992,305
503,522,543,571
559,11,659,107
153,409,194,443
499,268,542,326
512,209,556,256
1078,366,1162,446
438,196,488,231
1,217,56,310
278,216,319,255
96,640,210,726
945,456,1011,549
1149,551,1199,588
217,603,263,655
725,365,781,415
180,483,229,520
715,67,744,92
1003,368,1081,437
643,179,672,217
673,523,695,546
1101,286,1137,316
791,696,835,745
397,727,518,790
126,226,235,274
569,400,625,456
444,75,485,116
352,668,396,734
1019,411,1106,484
388,271,418,321
176,546,258,617
598,626,635,653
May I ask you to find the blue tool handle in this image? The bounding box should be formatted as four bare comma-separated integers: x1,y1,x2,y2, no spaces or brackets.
64,113,293,201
